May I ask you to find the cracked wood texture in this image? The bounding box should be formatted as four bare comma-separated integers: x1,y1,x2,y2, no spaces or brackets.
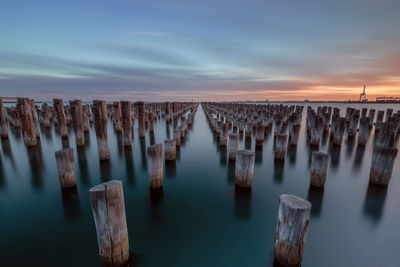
55,147,76,189
90,180,129,266
235,150,255,188
147,144,163,188
275,194,311,267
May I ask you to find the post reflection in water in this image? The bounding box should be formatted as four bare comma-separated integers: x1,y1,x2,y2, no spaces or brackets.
0,156,5,189
307,186,324,217
99,159,111,182
62,137,70,149
362,184,388,225
84,131,90,147
150,132,155,146
61,187,81,222
255,146,263,165
27,145,44,189
287,145,297,165
9,126,21,140
273,159,285,184
234,186,252,220
176,145,181,161
139,137,147,170
1,138,16,169
345,137,355,159
353,146,365,170
244,137,252,150
124,146,136,186
166,122,170,139
226,160,235,184
40,125,52,141
165,160,176,178
328,143,341,169
219,146,227,166
76,146,89,186
116,132,123,158
149,188,164,224
307,144,319,167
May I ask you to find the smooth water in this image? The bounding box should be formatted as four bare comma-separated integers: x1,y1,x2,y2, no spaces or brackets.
0,103,399,267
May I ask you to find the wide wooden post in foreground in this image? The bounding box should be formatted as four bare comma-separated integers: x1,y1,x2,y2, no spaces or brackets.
147,144,163,188
93,100,110,160
275,194,311,267
235,150,255,188
55,148,76,189
369,146,398,187
310,151,328,188
89,180,130,266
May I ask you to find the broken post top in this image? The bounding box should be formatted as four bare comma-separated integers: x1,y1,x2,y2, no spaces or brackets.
279,194,312,210
89,180,122,193
55,147,73,155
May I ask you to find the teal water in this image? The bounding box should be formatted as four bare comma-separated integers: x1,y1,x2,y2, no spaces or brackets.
0,103,399,266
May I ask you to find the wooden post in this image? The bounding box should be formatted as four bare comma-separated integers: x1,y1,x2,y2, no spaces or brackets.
82,104,90,132
70,100,85,147
310,151,328,188
89,180,130,266
228,133,239,161
0,99,8,138
358,117,369,146
53,98,69,138
136,102,146,138
220,122,228,146
274,134,288,160
289,123,300,146
275,194,311,267
164,139,176,161
93,100,110,161
332,117,346,146
173,129,181,147
113,101,122,132
17,98,37,147
245,122,253,138
235,150,255,188
369,146,398,187
55,148,76,189
255,124,264,147
121,101,133,147
29,99,40,139
147,144,163,188
148,112,155,133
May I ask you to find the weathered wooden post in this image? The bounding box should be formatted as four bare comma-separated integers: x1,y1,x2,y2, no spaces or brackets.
385,108,393,122
164,139,176,161
121,101,133,147
70,100,85,147
369,145,398,187
53,98,69,138
17,98,38,146
173,129,181,147
220,122,229,146
274,134,288,160
89,180,130,266
148,112,155,134
245,122,253,138
93,100,110,160
55,148,76,189
332,117,346,146
310,151,328,188
29,99,40,139
358,117,369,146
82,105,90,132
255,124,265,147
228,133,239,161
310,116,322,146
113,101,122,132
289,123,300,146
275,194,311,267
0,99,8,138
147,144,163,188
235,150,255,188
136,102,146,138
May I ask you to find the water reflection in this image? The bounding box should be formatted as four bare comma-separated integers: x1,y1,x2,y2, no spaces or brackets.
345,137,355,159
287,145,297,165
61,187,81,222
139,137,147,170
27,145,44,189
116,132,123,158
165,160,176,178
76,146,89,186
0,156,5,189
1,138,16,169
273,159,285,184
234,186,252,219
353,146,365,170
99,160,111,182
219,146,227,166
328,143,341,169
40,125,52,141
245,137,252,150
307,186,324,217
226,160,235,184
9,126,21,140
255,146,263,165
362,184,387,225
176,145,181,161
124,146,136,186
62,137,70,148
149,188,164,224
307,144,319,167
165,122,170,138
150,132,155,145
84,131,91,147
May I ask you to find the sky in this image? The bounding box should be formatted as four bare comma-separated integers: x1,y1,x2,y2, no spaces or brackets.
1,0,400,101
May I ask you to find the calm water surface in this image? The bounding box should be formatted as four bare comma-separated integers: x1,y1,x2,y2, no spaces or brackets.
0,103,399,266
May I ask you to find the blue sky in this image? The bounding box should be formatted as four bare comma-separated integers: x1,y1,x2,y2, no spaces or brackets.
1,0,400,101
